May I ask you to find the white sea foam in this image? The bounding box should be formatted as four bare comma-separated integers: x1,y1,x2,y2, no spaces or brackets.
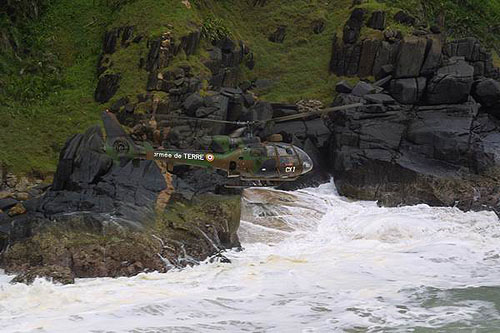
1,180,500,332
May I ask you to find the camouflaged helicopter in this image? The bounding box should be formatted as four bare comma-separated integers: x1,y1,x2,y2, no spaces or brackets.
102,103,363,186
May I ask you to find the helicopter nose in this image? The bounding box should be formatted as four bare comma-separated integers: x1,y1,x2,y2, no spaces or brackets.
302,156,313,175
293,146,314,175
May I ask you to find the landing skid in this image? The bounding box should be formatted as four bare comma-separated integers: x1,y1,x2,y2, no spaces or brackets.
224,180,275,189
224,178,298,188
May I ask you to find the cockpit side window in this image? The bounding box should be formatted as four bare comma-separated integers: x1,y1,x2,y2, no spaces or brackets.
266,146,276,157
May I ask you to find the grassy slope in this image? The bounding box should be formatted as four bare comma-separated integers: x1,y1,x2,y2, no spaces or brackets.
1,0,499,175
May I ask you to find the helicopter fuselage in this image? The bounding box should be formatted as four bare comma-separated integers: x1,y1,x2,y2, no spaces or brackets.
145,141,313,181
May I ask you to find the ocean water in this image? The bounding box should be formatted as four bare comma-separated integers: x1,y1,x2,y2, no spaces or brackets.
1,181,500,332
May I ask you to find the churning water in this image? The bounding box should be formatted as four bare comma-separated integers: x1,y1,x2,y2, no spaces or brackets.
1,181,500,332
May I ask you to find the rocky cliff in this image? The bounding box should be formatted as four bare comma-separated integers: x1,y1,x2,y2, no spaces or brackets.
2,0,500,283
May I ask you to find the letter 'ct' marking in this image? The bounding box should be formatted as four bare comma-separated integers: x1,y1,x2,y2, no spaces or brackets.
206,153,215,162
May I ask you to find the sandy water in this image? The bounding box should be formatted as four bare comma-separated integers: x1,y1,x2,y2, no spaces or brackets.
1,181,500,332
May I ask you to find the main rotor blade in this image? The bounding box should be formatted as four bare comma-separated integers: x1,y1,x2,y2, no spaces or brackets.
271,103,365,123
152,114,251,126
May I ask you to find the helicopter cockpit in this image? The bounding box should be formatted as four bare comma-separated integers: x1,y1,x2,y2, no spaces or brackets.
256,143,313,178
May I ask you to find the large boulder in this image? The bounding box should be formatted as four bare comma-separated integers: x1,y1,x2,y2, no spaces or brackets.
426,58,474,104
327,97,500,215
473,78,500,107
389,77,426,104
394,37,427,78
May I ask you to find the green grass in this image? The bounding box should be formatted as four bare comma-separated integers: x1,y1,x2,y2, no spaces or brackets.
387,0,500,48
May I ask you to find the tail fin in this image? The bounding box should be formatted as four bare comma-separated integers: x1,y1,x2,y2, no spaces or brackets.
101,111,140,160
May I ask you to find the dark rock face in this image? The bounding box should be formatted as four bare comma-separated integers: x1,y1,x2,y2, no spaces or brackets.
1,124,241,282
394,37,427,78
95,74,121,103
37,126,165,227
393,11,416,26
326,77,500,216
343,8,366,44
444,37,500,79
426,58,474,105
390,77,426,104
328,95,500,213
367,11,386,30
473,78,500,107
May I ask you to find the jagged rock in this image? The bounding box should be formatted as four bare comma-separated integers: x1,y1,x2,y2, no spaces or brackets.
420,36,443,76
110,97,129,112
179,30,201,56
11,265,75,285
351,81,377,97
8,203,26,217
367,11,386,30
183,92,204,115
336,80,353,93
95,74,121,103
426,58,474,105
394,37,427,78
373,42,397,79
327,99,500,214
473,78,500,107
358,39,381,77
394,10,416,26
390,77,426,104
269,26,286,43
364,93,396,105
343,8,366,44
330,35,363,75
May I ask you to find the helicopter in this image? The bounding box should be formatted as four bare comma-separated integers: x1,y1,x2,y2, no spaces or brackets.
101,102,365,186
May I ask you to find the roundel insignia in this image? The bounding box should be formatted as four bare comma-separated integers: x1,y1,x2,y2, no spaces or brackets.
206,153,215,162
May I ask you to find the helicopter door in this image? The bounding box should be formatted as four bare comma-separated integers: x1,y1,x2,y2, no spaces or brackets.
275,144,297,177
254,146,278,177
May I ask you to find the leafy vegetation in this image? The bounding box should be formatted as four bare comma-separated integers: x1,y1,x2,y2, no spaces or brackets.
201,17,231,42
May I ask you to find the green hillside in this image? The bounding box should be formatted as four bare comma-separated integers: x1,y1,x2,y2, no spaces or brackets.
1,0,499,174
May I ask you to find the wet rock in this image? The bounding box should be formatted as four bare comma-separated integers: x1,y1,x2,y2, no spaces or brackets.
11,265,75,285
